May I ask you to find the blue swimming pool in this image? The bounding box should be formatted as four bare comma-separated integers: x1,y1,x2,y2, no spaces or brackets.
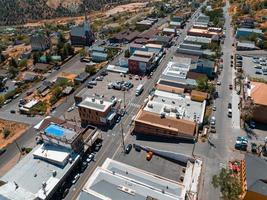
45,124,65,137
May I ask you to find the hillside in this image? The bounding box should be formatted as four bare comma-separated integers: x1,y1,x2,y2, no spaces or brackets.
0,0,126,26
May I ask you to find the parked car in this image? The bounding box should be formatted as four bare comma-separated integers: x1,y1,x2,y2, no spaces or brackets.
229,84,233,90
133,144,141,152
87,84,93,88
116,116,121,123
100,71,108,76
251,143,257,154
134,75,139,80
212,105,216,111
125,144,132,154
228,103,232,109
210,116,216,125
88,80,97,85
71,174,80,184
4,99,12,105
10,110,16,114
86,153,95,163
235,136,248,151
216,81,221,85
94,143,102,152
96,76,104,81
13,93,21,99
249,121,256,129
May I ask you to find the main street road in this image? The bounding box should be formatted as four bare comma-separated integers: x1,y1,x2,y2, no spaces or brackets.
64,5,204,200
197,1,245,199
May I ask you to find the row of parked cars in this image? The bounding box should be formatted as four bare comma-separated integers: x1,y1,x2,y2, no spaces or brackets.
108,81,134,91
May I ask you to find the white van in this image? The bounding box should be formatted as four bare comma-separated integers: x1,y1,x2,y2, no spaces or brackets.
135,84,144,96
228,109,232,118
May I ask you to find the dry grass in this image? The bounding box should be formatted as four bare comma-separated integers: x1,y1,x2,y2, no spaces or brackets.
0,120,29,149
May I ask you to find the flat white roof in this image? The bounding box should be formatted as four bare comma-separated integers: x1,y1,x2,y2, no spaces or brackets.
78,158,184,200
79,97,113,112
143,89,205,123
24,99,39,109
145,43,163,49
162,61,191,79
33,144,70,166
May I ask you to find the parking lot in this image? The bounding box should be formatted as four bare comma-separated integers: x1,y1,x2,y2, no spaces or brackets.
242,56,267,81
114,134,194,182
86,71,147,107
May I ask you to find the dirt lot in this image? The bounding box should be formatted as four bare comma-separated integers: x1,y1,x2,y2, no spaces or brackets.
0,119,29,149
105,2,148,16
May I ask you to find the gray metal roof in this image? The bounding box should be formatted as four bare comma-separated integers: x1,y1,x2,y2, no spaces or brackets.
78,158,184,200
70,21,91,37
0,144,79,199
129,55,151,63
245,154,267,196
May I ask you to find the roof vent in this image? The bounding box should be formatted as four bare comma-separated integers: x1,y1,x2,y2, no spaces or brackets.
148,103,153,108
164,106,170,113
117,185,135,196
69,158,73,163
100,100,104,104
52,170,57,177
42,182,46,189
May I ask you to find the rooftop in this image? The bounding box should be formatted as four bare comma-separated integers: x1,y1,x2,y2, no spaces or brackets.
188,28,220,36
184,35,212,44
250,82,267,106
244,154,267,196
35,116,83,143
77,158,185,200
143,89,205,123
236,28,263,34
0,143,79,200
162,61,191,79
79,96,113,112
112,30,140,41
136,110,196,138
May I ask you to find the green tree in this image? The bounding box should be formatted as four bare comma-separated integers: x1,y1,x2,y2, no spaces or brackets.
79,48,87,58
0,95,5,107
18,59,28,69
241,98,256,122
32,51,42,65
8,66,19,78
195,77,215,94
85,65,97,75
124,49,130,58
9,58,18,68
2,128,11,139
212,168,242,200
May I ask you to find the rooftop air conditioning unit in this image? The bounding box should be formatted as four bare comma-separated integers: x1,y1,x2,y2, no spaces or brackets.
176,113,180,119
117,185,135,195
148,103,153,108
160,112,166,118
100,100,104,104
171,107,177,113
52,170,57,177
164,106,170,113
92,98,95,102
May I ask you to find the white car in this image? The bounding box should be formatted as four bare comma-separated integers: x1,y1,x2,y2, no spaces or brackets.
216,81,221,85
72,174,80,184
86,153,95,163
134,75,139,80
212,105,216,111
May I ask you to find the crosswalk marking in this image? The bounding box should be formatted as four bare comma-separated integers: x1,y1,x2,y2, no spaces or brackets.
128,103,141,108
